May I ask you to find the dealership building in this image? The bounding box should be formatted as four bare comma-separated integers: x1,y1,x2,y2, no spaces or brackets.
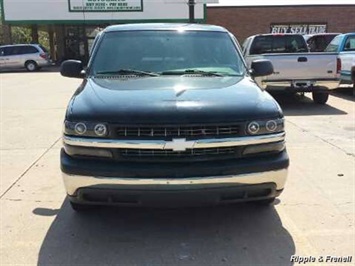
1,0,355,63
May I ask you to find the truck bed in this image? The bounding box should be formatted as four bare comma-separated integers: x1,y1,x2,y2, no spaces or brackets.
245,53,340,92
246,52,339,81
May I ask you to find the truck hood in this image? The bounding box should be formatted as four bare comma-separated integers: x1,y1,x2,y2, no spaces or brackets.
66,76,282,124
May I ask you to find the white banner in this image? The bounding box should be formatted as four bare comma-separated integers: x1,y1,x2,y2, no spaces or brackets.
2,0,205,22
69,0,143,12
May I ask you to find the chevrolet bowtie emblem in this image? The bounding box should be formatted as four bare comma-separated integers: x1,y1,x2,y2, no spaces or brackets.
164,138,195,151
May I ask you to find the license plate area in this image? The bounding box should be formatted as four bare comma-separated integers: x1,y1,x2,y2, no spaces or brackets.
292,80,315,88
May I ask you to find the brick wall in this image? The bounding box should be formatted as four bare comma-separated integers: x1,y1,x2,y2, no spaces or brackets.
207,5,355,43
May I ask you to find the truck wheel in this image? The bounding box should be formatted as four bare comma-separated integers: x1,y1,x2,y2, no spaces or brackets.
70,201,94,212
25,61,38,72
312,91,329,104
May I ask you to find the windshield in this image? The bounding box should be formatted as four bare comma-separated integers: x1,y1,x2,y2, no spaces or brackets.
89,30,246,76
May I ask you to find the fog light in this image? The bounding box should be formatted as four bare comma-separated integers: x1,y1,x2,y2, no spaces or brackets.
94,124,107,136
247,121,260,135
64,144,113,158
266,120,277,132
243,141,285,156
74,123,87,135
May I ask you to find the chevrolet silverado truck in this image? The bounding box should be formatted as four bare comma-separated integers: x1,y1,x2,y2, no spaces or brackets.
325,32,355,95
60,24,289,211
242,34,340,104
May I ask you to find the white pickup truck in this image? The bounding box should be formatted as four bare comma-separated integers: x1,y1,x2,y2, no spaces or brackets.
325,32,355,95
242,34,340,104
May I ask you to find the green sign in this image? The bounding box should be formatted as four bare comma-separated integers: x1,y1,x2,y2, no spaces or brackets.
69,0,143,12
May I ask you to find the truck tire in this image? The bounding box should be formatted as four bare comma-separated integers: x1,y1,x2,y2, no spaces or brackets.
312,91,329,104
25,61,38,72
70,201,94,212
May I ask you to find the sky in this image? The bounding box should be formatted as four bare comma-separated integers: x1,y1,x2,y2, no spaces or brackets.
208,0,355,6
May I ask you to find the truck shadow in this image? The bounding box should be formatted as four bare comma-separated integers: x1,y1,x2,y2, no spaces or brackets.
37,199,295,266
331,88,355,102
269,92,347,116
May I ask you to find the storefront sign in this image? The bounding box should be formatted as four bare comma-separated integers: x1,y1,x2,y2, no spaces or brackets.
2,0,205,22
270,24,327,34
69,0,143,12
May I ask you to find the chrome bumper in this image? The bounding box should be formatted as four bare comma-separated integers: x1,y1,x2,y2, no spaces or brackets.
63,169,288,196
256,79,340,90
63,132,285,150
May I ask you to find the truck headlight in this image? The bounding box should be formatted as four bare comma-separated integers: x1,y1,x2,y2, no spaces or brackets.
64,121,109,137
247,121,260,135
246,118,284,135
94,124,107,136
266,120,278,132
74,122,87,135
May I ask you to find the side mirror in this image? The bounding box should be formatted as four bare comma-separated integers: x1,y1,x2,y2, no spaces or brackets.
60,60,85,78
250,59,274,77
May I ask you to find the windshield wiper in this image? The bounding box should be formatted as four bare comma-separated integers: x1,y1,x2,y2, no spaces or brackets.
96,69,159,76
160,69,224,77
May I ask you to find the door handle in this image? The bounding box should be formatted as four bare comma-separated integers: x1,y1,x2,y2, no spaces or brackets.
298,57,308,62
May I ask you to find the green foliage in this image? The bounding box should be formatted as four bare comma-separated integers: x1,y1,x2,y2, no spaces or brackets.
39,31,50,49
0,25,49,49
12,26,50,48
11,26,32,44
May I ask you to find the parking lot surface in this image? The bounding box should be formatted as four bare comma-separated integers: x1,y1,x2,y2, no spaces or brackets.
0,71,354,265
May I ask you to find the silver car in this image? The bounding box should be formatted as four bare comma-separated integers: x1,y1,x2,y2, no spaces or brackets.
0,44,51,71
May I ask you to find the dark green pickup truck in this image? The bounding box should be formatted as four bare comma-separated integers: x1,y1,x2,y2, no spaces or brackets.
60,23,289,211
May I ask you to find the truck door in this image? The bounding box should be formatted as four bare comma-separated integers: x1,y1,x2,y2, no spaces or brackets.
340,35,355,81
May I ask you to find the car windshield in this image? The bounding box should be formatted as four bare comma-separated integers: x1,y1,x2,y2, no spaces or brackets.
89,30,246,76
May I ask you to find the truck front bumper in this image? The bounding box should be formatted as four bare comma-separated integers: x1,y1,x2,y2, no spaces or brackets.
61,149,289,207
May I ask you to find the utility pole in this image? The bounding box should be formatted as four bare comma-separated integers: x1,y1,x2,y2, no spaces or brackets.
188,0,195,23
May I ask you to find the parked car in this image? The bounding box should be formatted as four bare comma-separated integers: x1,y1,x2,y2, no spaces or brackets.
0,44,51,71
242,34,340,104
304,33,340,52
325,32,355,94
60,23,289,211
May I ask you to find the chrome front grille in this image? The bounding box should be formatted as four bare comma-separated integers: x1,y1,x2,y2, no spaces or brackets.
120,147,238,158
115,125,241,138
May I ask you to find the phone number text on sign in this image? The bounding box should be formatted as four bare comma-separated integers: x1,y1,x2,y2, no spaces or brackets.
69,0,143,12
